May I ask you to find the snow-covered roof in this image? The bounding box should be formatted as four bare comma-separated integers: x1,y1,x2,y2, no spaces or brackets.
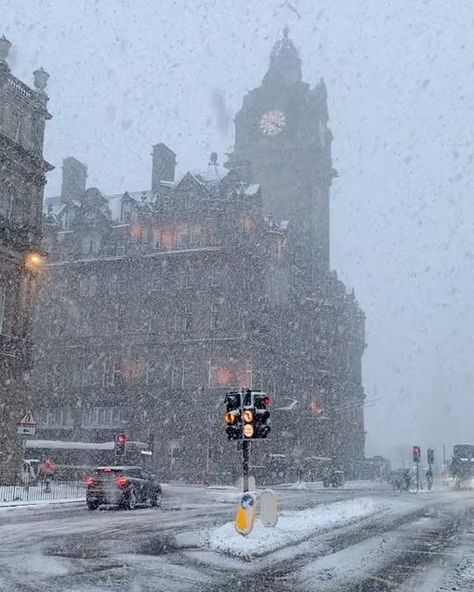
244,184,260,197
191,165,227,185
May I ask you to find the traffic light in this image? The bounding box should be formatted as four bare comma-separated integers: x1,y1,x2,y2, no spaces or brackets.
412,445,421,463
224,392,242,440
253,392,271,439
115,433,126,457
224,390,271,440
427,448,435,465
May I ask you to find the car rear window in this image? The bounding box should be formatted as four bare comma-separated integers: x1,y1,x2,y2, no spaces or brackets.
93,468,124,475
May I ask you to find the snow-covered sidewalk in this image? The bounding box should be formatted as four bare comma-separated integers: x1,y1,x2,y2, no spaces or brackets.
200,496,388,559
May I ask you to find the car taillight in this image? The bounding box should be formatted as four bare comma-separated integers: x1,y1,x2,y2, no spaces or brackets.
85,476,95,487
114,476,129,487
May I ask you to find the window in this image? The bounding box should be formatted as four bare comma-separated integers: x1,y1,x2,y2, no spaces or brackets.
0,190,14,221
63,208,75,229
176,267,192,289
8,107,22,142
81,234,100,256
150,274,161,292
146,359,160,385
189,225,202,246
81,407,129,428
175,305,192,332
171,359,185,388
82,355,106,386
104,356,124,386
38,408,73,429
0,286,6,334
177,228,190,248
71,360,83,387
209,265,225,287
43,363,61,389
79,275,97,297
210,302,220,330
208,360,253,389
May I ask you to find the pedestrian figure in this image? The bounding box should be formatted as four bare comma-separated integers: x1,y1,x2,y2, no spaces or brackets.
39,458,55,493
403,469,411,491
426,467,433,491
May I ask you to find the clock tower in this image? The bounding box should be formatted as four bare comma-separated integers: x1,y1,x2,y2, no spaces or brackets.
226,28,335,269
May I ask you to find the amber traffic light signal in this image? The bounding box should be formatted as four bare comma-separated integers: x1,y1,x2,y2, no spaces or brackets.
225,392,242,440
224,390,271,440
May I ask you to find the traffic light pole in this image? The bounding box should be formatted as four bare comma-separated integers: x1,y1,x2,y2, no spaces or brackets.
242,440,250,492
416,460,419,492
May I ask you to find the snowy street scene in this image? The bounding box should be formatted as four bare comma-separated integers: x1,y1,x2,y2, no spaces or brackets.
2,1,474,590
2,483,474,591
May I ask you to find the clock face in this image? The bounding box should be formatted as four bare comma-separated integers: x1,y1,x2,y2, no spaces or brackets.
259,110,286,137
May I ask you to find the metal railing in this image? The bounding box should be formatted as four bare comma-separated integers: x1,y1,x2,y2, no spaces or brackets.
0,479,84,504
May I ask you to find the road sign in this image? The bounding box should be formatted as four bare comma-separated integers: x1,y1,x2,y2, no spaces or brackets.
260,489,278,527
234,492,256,536
17,411,37,436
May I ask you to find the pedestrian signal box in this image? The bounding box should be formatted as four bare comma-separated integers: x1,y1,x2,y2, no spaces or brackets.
412,445,421,463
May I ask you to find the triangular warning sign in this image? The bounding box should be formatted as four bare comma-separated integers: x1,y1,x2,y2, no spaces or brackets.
19,410,36,426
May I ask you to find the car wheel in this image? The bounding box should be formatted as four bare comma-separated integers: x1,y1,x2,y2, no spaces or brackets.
127,487,138,510
87,500,99,511
151,489,162,508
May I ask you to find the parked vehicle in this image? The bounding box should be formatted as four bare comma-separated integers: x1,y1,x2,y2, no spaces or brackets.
451,444,474,489
323,469,345,488
85,466,162,511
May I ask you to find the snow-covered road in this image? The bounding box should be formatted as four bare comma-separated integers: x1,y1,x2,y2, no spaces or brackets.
1,483,472,592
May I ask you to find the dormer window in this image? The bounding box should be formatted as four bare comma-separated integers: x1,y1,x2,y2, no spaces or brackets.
64,208,75,229
81,234,100,256
121,200,132,223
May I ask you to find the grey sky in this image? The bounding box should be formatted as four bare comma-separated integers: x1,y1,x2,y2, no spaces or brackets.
3,0,474,461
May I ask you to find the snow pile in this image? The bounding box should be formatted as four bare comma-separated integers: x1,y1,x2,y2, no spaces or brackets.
203,497,385,559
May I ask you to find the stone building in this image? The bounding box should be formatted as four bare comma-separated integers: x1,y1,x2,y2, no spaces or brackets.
31,31,366,482
0,36,52,480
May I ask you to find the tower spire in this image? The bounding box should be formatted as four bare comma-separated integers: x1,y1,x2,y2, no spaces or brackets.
265,27,302,85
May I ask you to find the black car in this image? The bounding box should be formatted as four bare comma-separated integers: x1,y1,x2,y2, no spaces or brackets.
85,466,162,510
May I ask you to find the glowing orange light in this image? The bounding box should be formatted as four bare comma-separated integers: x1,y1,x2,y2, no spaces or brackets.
242,409,253,423
129,222,143,239
216,368,233,386
224,412,236,425
160,229,174,249
25,252,44,271
121,359,144,384
309,401,322,415
243,424,254,438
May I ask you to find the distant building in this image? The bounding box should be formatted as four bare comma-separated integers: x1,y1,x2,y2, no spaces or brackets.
0,35,53,480
32,31,366,482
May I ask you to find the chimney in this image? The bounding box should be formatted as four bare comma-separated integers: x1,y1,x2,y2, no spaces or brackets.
151,143,176,193
61,157,87,203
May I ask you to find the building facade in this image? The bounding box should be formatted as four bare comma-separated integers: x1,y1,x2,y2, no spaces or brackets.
31,31,366,482
0,36,52,480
